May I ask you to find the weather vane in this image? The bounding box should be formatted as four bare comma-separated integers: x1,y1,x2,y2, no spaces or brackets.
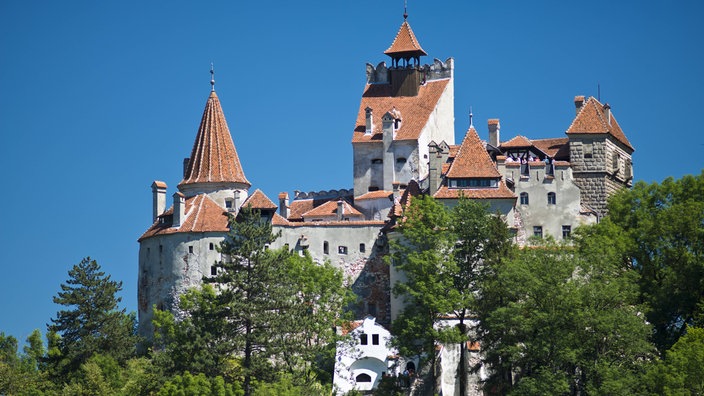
210,63,215,91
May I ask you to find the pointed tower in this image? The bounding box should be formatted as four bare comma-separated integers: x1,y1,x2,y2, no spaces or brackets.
137,72,252,340
384,14,427,97
352,12,454,198
178,80,250,208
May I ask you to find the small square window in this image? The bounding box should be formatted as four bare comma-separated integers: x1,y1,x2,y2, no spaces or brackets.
547,192,556,205
533,226,543,238
338,246,348,255
360,243,366,253
360,334,368,345
225,200,233,209
520,192,529,205
562,225,572,239
584,142,593,159
372,334,380,345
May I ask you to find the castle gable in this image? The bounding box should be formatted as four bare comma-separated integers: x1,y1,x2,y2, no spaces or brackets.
567,96,634,151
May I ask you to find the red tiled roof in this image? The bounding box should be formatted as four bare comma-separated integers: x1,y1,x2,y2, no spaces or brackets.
433,180,516,200
566,97,634,151
301,200,363,219
271,212,290,226
501,135,533,148
446,127,501,179
139,194,229,241
288,199,315,221
242,189,277,210
351,79,450,143
384,20,427,57
355,190,393,201
179,91,250,189
531,137,570,159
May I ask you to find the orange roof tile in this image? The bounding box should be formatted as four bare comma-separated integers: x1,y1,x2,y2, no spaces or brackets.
271,212,290,226
501,135,533,148
384,20,427,57
288,199,315,221
566,97,634,151
531,137,570,159
242,189,277,210
139,194,229,241
179,91,250,189
301,200,363,219
446,127,502,179
355,190,393,201
351,79,450,143
152,180,167,189
433,180,516,200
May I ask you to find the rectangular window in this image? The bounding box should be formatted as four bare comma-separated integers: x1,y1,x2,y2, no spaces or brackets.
562,225,572,239
584,142,593,158
547,192,556,205
372,334,380,345
323,241,329,255
360,243,366,253
338,246,348,255
533,226,543,238
520,192,529,205
210,266,217,276
360,334,368,345
225,200,233,209
188,246,193,254
209,243,214,250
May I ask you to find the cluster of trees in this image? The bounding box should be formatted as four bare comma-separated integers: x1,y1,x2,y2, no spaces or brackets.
390,171,704,395
0,207,352,395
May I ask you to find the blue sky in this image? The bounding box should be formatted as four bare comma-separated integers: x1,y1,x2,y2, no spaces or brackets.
1,1,702,341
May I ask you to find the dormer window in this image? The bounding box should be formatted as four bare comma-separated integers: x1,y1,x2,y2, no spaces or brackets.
448,178,498,188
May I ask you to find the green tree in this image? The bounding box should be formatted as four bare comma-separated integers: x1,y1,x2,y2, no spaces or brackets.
47,257,138,381
0,330,54,395
475,226,653,395
607,172,704,352
644,326,704,395
389,195,456,391
158,371,241,396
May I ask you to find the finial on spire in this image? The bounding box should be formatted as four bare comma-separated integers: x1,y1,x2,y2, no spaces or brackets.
210,63,215,91
403,0,408,20
469,106,474,127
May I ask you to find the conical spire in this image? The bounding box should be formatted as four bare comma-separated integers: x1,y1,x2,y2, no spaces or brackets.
384,19,427,58
179,90,250,189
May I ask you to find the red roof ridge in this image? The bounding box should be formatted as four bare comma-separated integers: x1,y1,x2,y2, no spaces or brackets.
243,189,277,210
446,126,501,179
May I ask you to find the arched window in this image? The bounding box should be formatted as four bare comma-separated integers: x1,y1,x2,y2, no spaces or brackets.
356,373,372,383
547,192,556,205
520,192,529,205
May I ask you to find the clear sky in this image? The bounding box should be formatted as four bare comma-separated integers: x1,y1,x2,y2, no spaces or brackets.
1,1,702,341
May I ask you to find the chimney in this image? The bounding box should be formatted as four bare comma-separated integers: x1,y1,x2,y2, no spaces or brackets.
365,107,374,135
392,182,401,201
603,103,611,126
151,181,167,222
574,95,585,115
488,119,500,147
172,192,185,227
278,192,290,218
337,200,344,221
183,158,190,178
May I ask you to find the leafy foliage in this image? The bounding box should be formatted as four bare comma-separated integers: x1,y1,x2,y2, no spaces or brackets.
607,171,704,351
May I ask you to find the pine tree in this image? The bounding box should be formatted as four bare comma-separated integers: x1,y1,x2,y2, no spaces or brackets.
47,257,137,380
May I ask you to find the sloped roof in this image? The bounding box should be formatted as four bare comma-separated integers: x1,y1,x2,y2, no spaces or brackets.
288,199,315,221
433,180,516,200
446,127,502,179
179,91,250,189
139,194,229,241
301,200,363,219
242,189,277,210
566,96,633,151
531,137,570,159
501,135,533,148
384,20,427,57
355,190,393,201
352,79,450,143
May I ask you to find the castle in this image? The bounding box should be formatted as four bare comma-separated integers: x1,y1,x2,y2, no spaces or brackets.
137,14,634,395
